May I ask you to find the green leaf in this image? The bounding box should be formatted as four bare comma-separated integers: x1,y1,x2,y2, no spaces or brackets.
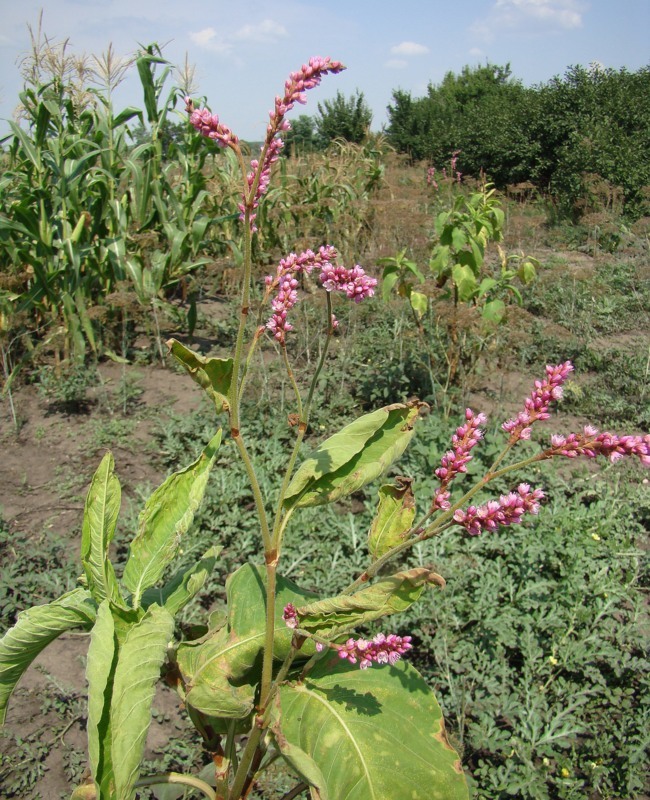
481,299,506,325
404,259,425,283
381,268,400,302
176,625,257,719
294,567,444,638
122,431,222,608
409,290,428,319
227,564,318,661
0,589,96,724
284,403,423,509
141,545,222,616
451,264,477,302
112,106,143,129
477,277,498,298
518,259,537,284
273,658,469,800
176,564,317,718
429,245,450,277
451,227,468,251
86,600,117,798
111,604,175,800
81,452,123,605
368,479,416,561
167,338,233,413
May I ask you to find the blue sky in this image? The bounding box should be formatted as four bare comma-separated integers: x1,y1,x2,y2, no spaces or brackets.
1,0,648,140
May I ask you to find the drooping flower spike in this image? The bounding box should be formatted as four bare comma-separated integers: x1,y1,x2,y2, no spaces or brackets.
282,604,412,670
432,408,487,511
453,483,545,536
186,58,346,229
449,361,649,537
265,246,377,343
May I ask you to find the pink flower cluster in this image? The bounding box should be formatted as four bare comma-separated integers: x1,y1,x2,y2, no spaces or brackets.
282,604,412,669
432,408,487,510
502,361,574,441
243,57,345,229
185,98,239,149
265,247,376,343
242,137,284,229
187,58,344,230
453,483,545,536
336,633,413,669
283,603,298,628
319,263,378,303
266,246,337,343
546,426,650,466
273,57,346,129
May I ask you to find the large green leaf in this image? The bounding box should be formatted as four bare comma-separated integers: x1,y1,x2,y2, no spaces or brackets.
122,430,222,608
176,564,317,718
110,604,175,800
227,564,318,661
167,338,233,413
81,452,123,605
284,403,423,509
176,624,257,719
368,479,416,562
273,658,469,800
0,588,96,724
293,568,444,639
86,600,118,798
141,545,222,616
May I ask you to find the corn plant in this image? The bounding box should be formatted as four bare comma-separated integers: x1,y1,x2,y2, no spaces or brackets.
2,57,648,800
0,36,222,367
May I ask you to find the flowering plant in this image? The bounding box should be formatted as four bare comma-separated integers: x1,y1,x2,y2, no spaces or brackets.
1,58,649,800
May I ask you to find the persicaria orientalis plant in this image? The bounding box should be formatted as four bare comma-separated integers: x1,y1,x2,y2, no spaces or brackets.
1,57,648,800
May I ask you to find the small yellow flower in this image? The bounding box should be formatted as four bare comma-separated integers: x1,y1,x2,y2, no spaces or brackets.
561,767,570,778
548,655,558,665
591,533,601,541
542,758,550,767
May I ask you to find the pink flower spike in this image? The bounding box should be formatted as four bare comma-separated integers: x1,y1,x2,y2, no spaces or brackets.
502,362,574,442
186,105,240,150
453,484,545,536
543,427,650,467
432,408,487,510
319,263,377,302
265,246,339,344
334,633,413,668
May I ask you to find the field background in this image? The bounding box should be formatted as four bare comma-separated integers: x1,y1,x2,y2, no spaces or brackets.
0,48,649,800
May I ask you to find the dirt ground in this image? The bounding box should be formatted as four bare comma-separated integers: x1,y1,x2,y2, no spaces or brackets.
0,358,209,799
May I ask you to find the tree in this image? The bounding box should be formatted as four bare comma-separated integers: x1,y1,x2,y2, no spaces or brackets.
284,114,319,156
315,89,372,147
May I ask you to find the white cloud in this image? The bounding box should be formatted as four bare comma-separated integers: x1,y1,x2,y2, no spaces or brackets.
385,58,408,69
472,0,585,41
233,19,288,43
189,27,232,55
189,19,287,56
390,41,429,57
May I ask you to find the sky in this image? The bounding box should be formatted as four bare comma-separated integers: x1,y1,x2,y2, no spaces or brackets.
0,0,648,141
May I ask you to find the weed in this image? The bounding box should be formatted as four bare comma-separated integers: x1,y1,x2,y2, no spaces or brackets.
35,363,99,414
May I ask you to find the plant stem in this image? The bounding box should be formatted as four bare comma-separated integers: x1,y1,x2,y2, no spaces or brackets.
271,294,335,549
135,772,217,800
